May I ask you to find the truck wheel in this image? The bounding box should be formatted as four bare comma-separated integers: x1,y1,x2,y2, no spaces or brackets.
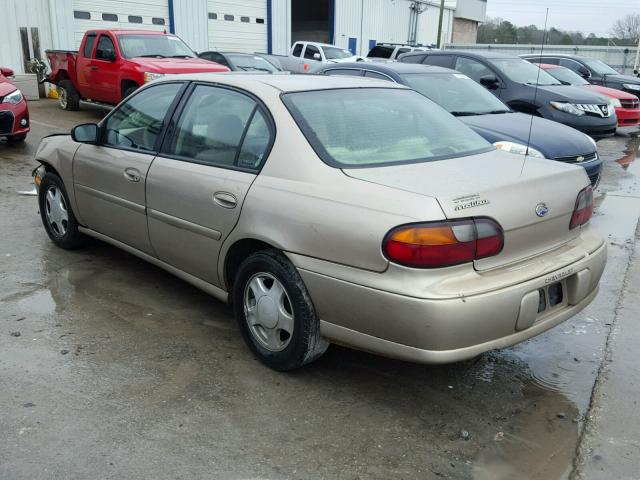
57,80,80,111
232,249,329,371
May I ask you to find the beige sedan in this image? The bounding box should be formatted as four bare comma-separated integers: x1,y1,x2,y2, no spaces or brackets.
33,74,606,370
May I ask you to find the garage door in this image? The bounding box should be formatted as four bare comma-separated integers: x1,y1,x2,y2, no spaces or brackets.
72,0,170,49
207,0,268,53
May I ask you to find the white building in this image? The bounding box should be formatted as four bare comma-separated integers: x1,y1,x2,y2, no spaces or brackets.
0,0,486,73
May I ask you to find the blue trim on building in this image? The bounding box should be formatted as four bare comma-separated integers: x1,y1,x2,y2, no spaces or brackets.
267,0,273,54
348,37,357,55
329,0,335,44
369,39,377,51
168,0,175,34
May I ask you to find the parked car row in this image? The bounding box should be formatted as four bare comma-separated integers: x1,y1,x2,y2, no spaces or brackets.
0,66,29,143
33,72,606,371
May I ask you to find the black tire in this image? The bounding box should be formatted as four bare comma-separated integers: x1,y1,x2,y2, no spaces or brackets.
122,85,138,101
7,134,26,142
38,172,87,249
232,249,329,371
57,79,80,111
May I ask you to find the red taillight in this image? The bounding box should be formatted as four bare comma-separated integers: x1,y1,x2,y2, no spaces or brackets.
383,218,504,268
570,186,593,229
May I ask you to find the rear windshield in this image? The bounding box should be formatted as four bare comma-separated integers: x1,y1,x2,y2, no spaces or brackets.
227,54,278,72
368,45,394,58
282,88,492,168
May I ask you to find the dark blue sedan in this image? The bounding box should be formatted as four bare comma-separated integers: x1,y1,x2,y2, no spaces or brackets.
317,62,602,186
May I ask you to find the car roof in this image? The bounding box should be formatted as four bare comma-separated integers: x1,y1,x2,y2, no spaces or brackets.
158,73,408,92
409,50,515,59
111,30,172,36
521,53,589,60
294,41,345,49
320,62,455,75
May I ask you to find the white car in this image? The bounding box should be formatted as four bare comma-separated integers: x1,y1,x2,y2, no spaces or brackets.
262,41,366,73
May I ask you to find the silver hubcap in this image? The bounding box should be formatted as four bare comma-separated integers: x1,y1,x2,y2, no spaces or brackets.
244,273,294,352
58,87,67,109
44,186,69,236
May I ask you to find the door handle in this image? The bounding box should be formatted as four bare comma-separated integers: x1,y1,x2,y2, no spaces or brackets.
123,168,141,183
213,192,237,209
90,66,98,71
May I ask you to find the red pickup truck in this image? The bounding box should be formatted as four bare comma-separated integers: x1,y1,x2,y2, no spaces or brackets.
46,29,229,110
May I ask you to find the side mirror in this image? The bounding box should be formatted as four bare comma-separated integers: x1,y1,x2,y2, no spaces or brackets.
72,123,99,144
480,74,500,89
0,66,15,78
313,53,321,61
577,66,591,79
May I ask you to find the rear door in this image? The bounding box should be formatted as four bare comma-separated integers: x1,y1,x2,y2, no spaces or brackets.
146,83,274,286
73,82,184,254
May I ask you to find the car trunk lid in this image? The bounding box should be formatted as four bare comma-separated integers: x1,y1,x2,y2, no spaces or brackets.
343,150,589,271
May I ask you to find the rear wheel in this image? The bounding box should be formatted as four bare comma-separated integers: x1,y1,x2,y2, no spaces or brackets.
57,79,80,111
232,249,329,370
38,172,87,249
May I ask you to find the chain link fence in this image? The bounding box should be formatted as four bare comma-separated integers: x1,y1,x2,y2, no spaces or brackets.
445,44,639,75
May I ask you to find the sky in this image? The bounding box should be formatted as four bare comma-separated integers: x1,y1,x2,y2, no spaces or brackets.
484,0,640,37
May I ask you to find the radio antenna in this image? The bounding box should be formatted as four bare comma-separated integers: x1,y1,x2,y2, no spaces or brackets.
522,7,549,175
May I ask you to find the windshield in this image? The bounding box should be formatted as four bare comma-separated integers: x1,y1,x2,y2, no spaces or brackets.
401,72,510,115
583,58,618,75
227,54,278,72
118,35,195,59
324,47,353,60
489,58,561,86
282,88,492,167
543,66,589,86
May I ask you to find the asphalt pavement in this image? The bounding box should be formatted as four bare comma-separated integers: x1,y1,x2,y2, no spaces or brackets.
1,99,639,480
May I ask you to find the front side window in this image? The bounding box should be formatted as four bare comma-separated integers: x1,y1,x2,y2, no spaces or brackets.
95,35,116,60
323,46,353,60
582,58,618,75
283,88,491,168
304,44,320,60
400,73,510,115
118,35,195,59
167,85,271,170
104,83,182,151
454,57,495,82
488,58,561,86
559,58,584,73
544,66,589,86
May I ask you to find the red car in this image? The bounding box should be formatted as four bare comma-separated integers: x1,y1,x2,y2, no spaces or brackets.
538,63,640,127
46,30,229,110
0,67,29,142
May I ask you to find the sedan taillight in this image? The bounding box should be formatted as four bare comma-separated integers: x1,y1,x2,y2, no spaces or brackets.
383,218,504,268
570,186,593,229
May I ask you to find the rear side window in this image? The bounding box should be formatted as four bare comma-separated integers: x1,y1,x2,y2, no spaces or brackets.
423,54,454,68
399,54,424,64
167,85,271,171
83,34,97,57
367,45,394,58
292,43,303,57
304,44,320,60
283,88,491,168
323,69,362,77
104,83,182,152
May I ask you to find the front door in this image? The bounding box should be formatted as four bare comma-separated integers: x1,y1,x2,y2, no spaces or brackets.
147,84,274,286
85,34,120,103
73,82,184,254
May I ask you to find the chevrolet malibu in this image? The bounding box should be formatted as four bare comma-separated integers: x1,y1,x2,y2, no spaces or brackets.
33,74,606,370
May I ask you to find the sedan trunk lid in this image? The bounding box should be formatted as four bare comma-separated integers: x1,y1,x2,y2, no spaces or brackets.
343,150,590,271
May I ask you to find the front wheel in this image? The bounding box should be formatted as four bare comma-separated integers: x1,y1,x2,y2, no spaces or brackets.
38,172,87,249
232,249,329,370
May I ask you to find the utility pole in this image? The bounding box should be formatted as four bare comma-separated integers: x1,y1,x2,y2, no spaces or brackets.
436,0,445,48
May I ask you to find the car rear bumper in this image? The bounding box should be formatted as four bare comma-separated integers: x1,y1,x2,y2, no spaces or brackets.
293,237,606,364
615,107,640,127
